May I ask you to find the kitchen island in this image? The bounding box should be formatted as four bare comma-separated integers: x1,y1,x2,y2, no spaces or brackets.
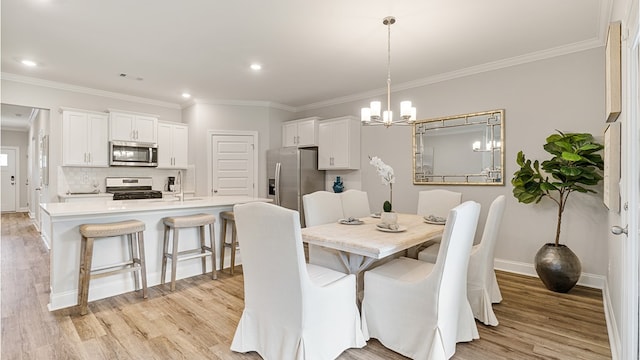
40,196,270,311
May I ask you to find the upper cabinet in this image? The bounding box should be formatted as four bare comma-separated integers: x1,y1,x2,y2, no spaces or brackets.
157,121,188,169
282,117,320,147
109,111,158,143
318,116,360,170
62,109,109,167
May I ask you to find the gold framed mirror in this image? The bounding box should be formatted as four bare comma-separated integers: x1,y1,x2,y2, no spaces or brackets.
413,109,504,185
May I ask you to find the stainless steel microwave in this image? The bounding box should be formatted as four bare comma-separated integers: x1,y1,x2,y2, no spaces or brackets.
109,141,158,167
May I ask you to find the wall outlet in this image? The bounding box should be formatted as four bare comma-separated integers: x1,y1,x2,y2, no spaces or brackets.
82,172,89,184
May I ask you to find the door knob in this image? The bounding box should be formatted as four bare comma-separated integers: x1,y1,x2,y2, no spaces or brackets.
611,225,628,235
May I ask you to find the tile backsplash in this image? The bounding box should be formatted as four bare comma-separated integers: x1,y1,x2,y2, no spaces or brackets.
58,165,196,195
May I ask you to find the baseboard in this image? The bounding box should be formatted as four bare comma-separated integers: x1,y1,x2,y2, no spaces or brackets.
494,258,605,289
602,280,621,360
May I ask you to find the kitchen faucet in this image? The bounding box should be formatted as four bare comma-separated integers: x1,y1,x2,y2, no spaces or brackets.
175,170,183,201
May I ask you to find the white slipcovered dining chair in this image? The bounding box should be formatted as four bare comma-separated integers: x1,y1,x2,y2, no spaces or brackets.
416,189,462,247
361,201,481,360
340,189,371,219
303,191,348,273
231,202,366,360
418,195,506,326
417,189,462,218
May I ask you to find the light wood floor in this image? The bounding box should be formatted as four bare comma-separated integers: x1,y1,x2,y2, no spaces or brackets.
1,212,611,359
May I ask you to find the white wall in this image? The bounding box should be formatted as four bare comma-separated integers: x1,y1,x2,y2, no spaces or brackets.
1,79,183,204
296,48,609,278
182,101,293,198
27,109,49,220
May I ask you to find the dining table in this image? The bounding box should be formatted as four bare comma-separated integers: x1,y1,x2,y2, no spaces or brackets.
301,213,445,276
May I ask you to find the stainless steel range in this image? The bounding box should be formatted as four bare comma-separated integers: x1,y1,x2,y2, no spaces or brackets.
106,177,163,200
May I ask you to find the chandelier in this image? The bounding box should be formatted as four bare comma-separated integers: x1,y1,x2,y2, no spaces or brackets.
361,16,416,127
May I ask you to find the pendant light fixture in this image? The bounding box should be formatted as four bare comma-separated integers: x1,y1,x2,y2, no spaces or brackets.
361,16,416,127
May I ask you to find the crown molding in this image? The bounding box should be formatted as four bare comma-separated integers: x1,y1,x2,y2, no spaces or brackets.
1,31,606,115
191,98,295,112
297,38,604,112
1,73,181,109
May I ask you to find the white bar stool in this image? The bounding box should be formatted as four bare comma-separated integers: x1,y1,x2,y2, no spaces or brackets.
78,219,148,315
219,210,240,275
161,213,217,291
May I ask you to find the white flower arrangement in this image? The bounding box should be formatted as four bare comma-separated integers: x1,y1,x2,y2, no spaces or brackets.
369,156,395,185
369,156,395,211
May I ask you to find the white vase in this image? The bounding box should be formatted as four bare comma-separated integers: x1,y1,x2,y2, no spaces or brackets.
381,211,398,226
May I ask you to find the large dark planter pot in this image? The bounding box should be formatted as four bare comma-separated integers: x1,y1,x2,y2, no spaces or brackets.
534,243,581,293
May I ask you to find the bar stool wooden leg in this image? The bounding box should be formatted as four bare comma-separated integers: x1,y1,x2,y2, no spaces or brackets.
161,224,170,286
137,231,148,299
199,225,207,275
220,217,228,272
209,222,217,280
78,236,94,316
170,227,179,291
129,233,140,291
78,234,88,308
229,222,238,275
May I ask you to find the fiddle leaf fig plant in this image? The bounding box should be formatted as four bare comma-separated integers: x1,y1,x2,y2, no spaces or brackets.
511,131,604,246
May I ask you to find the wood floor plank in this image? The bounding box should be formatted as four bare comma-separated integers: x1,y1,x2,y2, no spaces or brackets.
1,213,611,359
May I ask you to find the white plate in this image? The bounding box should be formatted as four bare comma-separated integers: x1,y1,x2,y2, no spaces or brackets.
370,213,381,218
424,219,446,225
375,225,407,233
339,219,364,225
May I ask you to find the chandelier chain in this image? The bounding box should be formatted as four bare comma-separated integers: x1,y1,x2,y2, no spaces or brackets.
386,18,392,117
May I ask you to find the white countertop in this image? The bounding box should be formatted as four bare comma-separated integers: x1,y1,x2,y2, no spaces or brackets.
41,196,271,217
58,192,114,199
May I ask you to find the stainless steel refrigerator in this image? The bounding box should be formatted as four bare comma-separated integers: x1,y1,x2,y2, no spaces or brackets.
267,147,325,227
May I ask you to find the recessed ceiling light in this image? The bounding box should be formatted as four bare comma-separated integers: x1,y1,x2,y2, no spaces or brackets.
250,64,262,71
182,93,191,99
21,59,37,67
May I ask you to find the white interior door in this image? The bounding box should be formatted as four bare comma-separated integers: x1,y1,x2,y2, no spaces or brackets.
617,21,640,360
632,40,640,360
1,147,17,212
211,133,257,196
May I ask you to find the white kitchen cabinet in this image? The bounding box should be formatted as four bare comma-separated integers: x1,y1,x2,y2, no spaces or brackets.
157,121,188,169
318,116,360,170
109,111,158,143
62,110,109,167
282,117,320,147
